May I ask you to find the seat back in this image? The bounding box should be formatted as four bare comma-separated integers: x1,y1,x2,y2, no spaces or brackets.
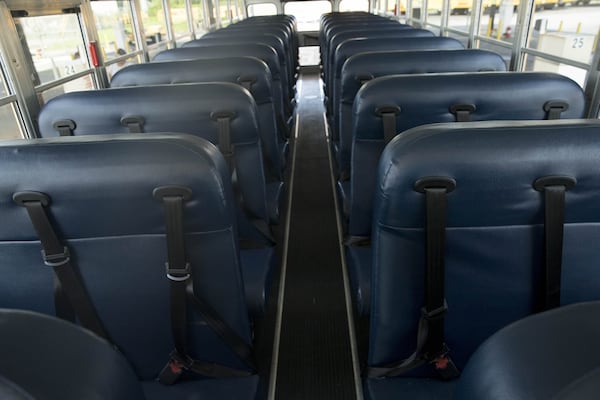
0,134,252,380
336,49,507,177
154,45,290,120
371,119,600,373
110,58,286,178
183,35,292,101
350,72,586,237
330,37,464,137
37,83,269,237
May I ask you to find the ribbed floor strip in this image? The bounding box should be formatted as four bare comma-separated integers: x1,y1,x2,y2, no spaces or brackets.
271,68,357,400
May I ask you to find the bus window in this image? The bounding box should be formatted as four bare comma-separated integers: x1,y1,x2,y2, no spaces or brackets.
339,0,369,12
479,0,518,43
191,0,209,36
139,0,168,47
91,1,138,60
524,4,600,87
448,0,472,33
247,3,277,16
16,14,91,85
0,62,22,140
0,103,22,140
168,0,192,45
15,13,95,103
284,1,331,31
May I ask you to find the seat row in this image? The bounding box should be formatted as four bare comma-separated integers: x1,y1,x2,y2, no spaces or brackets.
321,11,600,400
0,14,300,400
3,119,600,400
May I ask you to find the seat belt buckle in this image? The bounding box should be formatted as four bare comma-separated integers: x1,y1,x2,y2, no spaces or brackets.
430,344,460,380
158,351,192,385
41,247,70,267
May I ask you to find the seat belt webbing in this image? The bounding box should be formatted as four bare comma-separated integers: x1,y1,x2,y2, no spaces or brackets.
154,187,256,385
534,176,575,311
212,112,275,247
13,191,110,340
368,177,459,380
376,105,401,144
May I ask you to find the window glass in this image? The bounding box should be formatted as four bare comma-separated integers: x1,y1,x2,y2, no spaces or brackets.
427,0,443,15
524,54,588,87
412,0,424,20
448,0,472,32
0,63,9,98
191,0,209,36
0,104,23,140
39,74,95,104
16,14,91,85
91,1,138,60
524,3,600,86
248,3,277,16
219,0,231,27
169,0,191,39
284,1,332,31
339,0,369,12
229,0,241,21
139,0,168,45
478,0,518,42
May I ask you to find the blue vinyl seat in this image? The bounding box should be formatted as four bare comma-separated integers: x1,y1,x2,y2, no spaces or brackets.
327,31,438,118
0,134,262,399
456,301,600,400
110,57,288,199
347,72,585,318
37,84,276,317
154,45,292,123
366,119,600,399
0,308,145,400
183,36,293,105
336,49,507,182
329,37,464,146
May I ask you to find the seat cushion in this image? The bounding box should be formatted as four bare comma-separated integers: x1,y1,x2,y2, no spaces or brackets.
345,244,371,316
266,181,285,225
456,301,600,400
240,247,276,317
364,377,457,400
143,375,260,400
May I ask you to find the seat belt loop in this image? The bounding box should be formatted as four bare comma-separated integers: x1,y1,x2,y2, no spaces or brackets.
449,104,476,122
533,176,576,311
544,101,569,120
53,120,75,136
375,106,401,144
211,111,235,171
120,116,145,133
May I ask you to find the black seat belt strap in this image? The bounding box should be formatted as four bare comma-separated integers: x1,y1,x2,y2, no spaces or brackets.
12,191,110,340
534,176,576,311
368,177,459,379
376,106,401,144
211,111,235,171
450,104,476,122
544,101,569,120
154,186,256,385
53,120,75,136
120,116,145,133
